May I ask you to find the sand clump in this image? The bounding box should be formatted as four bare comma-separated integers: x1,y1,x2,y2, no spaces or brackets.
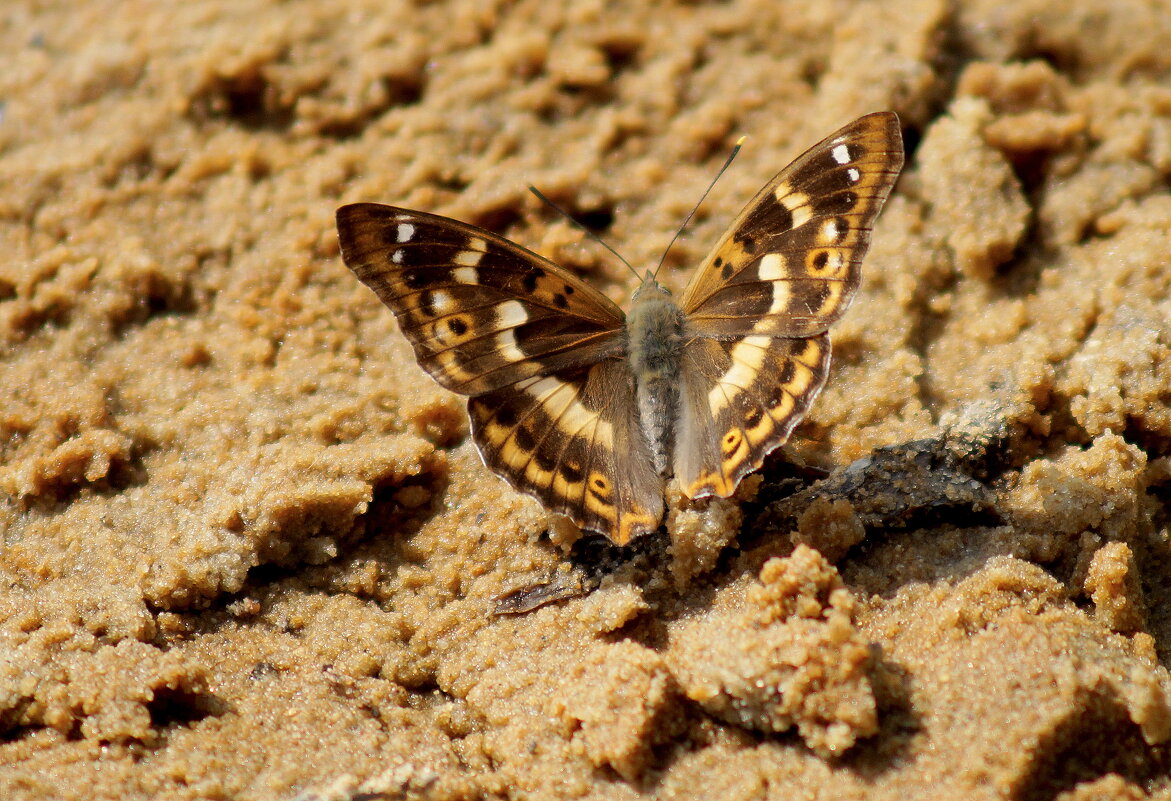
3,1,1171,799
668,546,877,757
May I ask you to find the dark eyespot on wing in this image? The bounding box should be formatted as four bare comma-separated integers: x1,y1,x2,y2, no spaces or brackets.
560,459,584,484
522,267,545,292
495,399,520,427
744,405,763,427
514,424,536,452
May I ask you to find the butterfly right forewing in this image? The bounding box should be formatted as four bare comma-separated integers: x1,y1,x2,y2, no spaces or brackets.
681,112,904,339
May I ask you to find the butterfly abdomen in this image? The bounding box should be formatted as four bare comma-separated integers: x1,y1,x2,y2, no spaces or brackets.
626,282,686,477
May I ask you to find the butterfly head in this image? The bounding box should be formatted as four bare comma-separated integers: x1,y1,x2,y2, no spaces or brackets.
631,270,671,302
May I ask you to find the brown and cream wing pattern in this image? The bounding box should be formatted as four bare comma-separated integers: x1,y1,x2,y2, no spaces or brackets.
468,360,663,545
674,334,831,499
675,112,903,499
336,204,626,396
337,112,905,544
681,111,904,340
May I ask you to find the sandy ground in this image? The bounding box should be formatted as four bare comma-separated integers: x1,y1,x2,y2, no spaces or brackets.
3,0,1171,799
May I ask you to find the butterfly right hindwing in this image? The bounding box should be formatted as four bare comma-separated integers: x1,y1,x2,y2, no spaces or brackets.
675,334,831,498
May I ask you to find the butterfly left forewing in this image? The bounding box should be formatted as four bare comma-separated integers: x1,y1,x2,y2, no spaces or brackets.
337,203,626,396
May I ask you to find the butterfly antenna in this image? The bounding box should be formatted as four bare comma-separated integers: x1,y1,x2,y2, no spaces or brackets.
528,186,641,281
653,135,746,280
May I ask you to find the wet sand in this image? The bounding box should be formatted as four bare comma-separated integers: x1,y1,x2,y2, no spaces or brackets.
3,1,1171,799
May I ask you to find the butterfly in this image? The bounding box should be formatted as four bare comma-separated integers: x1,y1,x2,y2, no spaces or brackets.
336,111,904,545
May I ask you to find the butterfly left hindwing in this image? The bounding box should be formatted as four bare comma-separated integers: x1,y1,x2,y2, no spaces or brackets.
337,111,905,545
468,361,663,545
